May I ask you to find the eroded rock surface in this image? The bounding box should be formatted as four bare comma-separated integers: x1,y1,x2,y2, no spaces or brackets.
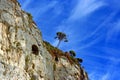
0,0,88,80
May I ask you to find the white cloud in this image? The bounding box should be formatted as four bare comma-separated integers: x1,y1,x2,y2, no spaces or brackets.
68,0,105,21
99,62,119,80
105,0,120,10
101,73,110,80
51,0,119,50
21,1,58,20
89,72,109,80
114,20,120,31
106,20,120,41
88,62,118,80
76,11,118,47
34,1,58,19
52,0,106,49
22,0,33,9
89,72,97,80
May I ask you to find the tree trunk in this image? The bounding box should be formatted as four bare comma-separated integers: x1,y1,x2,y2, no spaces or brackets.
56,40,61,48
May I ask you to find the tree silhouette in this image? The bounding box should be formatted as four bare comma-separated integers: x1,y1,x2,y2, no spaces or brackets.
55,32,68,48
69,50,76,57
76,58,83,63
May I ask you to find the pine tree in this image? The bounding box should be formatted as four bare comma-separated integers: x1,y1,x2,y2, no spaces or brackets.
55,32,68,48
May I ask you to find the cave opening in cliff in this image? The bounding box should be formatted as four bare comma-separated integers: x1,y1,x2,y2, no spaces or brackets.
55,56,59,62
32,44,39,55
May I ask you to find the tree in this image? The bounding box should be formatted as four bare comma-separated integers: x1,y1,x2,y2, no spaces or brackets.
76,58,83,63
55,32,68,48
69,50,76,57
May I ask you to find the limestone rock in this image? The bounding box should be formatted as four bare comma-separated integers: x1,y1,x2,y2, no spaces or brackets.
0,0,88,80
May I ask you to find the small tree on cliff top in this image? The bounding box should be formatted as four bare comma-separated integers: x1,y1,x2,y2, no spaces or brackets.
76,58,83,63
55,32,68,48
69,50,76,57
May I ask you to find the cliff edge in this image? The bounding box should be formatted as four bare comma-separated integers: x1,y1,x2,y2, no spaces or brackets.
0,0,88,80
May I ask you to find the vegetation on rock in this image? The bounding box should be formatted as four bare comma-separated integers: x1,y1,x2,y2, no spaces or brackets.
69,50,76,57
76,58,83,63
10,0,17,3
27,12,37,27
43,41,83,66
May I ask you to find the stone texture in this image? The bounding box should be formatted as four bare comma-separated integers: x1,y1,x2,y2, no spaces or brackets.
0,0,88,80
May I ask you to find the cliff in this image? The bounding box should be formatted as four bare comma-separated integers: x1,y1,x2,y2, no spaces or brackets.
0,0,88,80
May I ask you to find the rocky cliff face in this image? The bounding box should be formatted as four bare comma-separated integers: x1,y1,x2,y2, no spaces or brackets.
0,0,88,80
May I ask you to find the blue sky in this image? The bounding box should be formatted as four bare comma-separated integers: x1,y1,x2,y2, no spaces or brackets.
18,0,120,80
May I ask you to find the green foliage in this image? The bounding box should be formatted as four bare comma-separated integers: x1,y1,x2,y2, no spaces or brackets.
55,32,68,48
76,58,83,63
69,50,76,57
27,13,33,20
27,12,35,27
43,41,64,57
26,12,37,26
55,32,67,40
43,41,83,66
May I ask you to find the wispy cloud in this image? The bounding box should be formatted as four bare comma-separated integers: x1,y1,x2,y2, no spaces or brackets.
68,0,105,21
106,20,120,41
20,0,59,20
101,73,110,80
33,1,58,19
88,61,118,80
114,20,120,32
76,11,118,49
52,0,106,49
105,0,120,10
88,72,109,80
22,0,33,9
89,72,97,80
99,62,119,80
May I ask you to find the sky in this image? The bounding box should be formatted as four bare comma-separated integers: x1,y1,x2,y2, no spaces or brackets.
18,0,120,80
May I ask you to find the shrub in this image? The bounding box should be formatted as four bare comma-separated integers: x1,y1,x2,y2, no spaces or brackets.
76,58,83,63
43,41,83,66
69,50,76,57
